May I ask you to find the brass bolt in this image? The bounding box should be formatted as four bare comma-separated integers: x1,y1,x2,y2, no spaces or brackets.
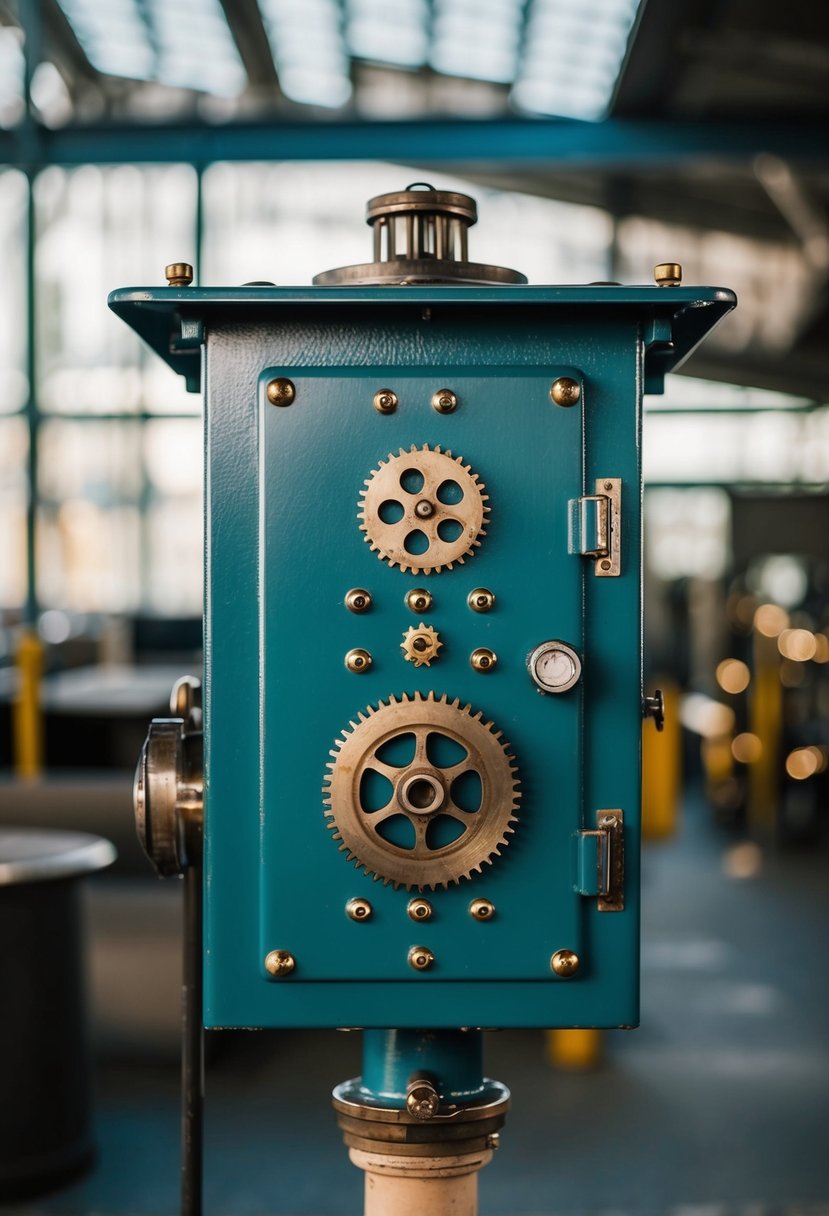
470,647,497,673
346,898,373,922
406,1078,440,1120
468,587,495,614
264,949,295,978
550,949,580,978
266,377,296,407
345,648,372,673
550,377,581,408
654,262,682,287
408,945,434,971
373,388,398,414
345,588,372,614
414,500,435,519
407,898,433,922
431,388,458,414
486,1132,501,1151
469,898,495,921
165,262,193,287
405,588,432,613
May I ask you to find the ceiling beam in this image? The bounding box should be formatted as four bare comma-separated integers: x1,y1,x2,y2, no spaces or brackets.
2,115,827,169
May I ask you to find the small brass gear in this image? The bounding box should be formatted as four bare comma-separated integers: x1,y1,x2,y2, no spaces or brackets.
322,692,520,890
401,623,443,668
358,444,489,575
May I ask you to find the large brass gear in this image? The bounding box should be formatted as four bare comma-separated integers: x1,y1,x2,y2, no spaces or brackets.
322,692,520,890
358,444,489,575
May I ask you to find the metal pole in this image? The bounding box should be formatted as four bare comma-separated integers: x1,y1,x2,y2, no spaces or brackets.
181,863,204,1216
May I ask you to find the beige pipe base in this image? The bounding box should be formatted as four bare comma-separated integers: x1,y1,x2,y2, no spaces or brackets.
350,1147,494,1216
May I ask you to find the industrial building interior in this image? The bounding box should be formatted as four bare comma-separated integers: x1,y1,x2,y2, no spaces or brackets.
0,0,828,1213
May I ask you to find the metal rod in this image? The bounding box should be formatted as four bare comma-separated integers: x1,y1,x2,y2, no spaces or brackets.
181,864,204,1216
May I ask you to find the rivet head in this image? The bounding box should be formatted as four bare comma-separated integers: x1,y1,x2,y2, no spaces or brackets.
267,377,296,407
345,588,372,614
470,647,497,673
414,499,434,519
469,898,495,921
265,949,295,978
550,949,580,977
406,1079,440,1120
408,945,434,971
165,262,193,286
345,648,372,673
468,587,495,613
550,377,581,407
431,388,458,414
654,262,682,287
373,388,398,414
405,588,433,613
407,898,433,922
346,898,373,922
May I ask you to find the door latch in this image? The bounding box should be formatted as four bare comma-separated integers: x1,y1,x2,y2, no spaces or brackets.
576,809,624,911
570,478,621,577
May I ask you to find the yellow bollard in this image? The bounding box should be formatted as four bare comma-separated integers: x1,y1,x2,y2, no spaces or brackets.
545,1028,603,1071
642,680,682,841
13,628,45,780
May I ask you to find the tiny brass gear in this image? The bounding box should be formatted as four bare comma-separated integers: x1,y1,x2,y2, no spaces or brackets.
358,444,489,575
322,692,520,890
402,623,443,668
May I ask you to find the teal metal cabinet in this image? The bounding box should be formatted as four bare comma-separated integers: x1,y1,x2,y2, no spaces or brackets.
111,211,734,1034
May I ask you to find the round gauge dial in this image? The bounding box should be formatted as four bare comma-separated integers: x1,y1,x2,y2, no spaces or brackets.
527,641,582,694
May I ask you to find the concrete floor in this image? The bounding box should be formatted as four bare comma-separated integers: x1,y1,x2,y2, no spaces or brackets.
9,795,829,1215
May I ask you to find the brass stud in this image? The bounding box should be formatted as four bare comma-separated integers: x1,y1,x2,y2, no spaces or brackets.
408,945,434,971
345,648,372,673
550,377,581,407
468,587,495,614
469,898,495,921
266,377,296,407
345,588,372,614
414,500,435,519
407,898,433,922
470,647,497,673
346,898,373,922
405,588,432,613
373,388,398,414
431,388,458,414
264,949,295,978
550,949,580,978
406,1078,440,1120
654,262,682,287
165,262,193,286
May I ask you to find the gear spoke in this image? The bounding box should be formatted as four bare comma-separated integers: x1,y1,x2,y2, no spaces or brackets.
367,757,405,783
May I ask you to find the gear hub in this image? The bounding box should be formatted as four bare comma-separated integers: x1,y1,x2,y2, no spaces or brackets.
322,692,520,890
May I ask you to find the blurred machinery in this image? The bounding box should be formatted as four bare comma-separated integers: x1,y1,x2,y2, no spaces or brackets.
112,184,733,1215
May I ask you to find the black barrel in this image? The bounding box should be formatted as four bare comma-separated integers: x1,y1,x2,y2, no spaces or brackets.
0,829,115,1198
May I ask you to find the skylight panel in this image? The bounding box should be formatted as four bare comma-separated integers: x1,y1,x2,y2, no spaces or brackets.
346,0,429,68
258,0,352,108
430,0,525,84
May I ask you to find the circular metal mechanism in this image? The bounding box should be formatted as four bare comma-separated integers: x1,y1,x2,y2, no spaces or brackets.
527,640,581,694
345,588,372,614
406,1078,441,1120
323,692,520,889
373,388,398,414
550,377,581,407
406,588,433,613
407,897,433,922
345,648,372,673
469,898,495,921
550,949,580,977
655,262,682,286
134,715,203,877
313,183,526,286
264,949,296,978
401,624,443,668
266,377,296,407
346,897,373,922
359,444,489,575
468,587,495,613
408,945,435,971
165,262,193,286
470,648,497,673
432,388,458,414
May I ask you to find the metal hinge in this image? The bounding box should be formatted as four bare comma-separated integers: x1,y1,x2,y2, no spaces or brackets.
569,478,621,577
575,809,624,911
